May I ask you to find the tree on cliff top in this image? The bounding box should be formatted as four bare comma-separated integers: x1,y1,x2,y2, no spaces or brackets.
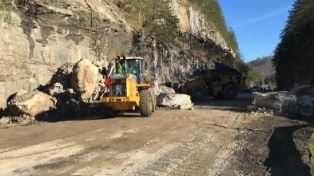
273,0,314,89
193,0,240,60
129,0,180,39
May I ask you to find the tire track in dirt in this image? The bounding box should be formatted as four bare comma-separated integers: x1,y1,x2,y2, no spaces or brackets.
0,140,85,176
129,131,216,176
120,126,238,176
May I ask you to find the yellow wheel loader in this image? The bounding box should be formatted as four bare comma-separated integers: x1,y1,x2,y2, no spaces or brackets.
101,56,155,117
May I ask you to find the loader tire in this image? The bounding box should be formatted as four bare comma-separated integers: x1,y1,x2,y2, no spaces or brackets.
149,88,157,112
139,90,153,117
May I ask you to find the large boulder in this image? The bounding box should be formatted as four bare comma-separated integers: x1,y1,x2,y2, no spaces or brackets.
253,92,298,114
160,86,176,94
49,63,74,89
157,93,194,110
298,96,314,117
152,81,176,97
7,90,57,117
72,59,101,103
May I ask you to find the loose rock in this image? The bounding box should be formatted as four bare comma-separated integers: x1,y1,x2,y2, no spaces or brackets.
72,59,101,103
298,96,314,117
157,93,194,110
50,63,74,89
0,115,35,128
253,92,298,114
152,81,176,97
7,90,57,117
0,116,10,125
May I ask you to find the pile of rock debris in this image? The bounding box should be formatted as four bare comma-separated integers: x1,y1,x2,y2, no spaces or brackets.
0,59,101,127
0,59,194,127
153,82,194,110
249,89,314,118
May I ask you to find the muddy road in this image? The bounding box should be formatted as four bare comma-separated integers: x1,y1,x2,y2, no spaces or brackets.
0,99,313,176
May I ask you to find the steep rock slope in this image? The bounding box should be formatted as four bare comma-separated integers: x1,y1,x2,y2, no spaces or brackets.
0,0,133,108
0,0,237,108
171,0,231,53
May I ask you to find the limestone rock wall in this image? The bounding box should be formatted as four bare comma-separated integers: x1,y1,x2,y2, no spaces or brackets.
171,0,234,56
0,0,132,108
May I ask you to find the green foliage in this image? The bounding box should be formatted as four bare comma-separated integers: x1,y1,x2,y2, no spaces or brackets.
236,60,249,75
193,0,240,58
247,67,263,85
0,0,12,23
128,0,180,40
274,0,314,89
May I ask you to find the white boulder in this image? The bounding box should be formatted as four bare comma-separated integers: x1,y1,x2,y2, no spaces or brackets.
157,93,194,110
152,81,176,97
72,59,101,103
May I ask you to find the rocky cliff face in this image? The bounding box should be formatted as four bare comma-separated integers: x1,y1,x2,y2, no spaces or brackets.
0,0,235,108
171,0,231,53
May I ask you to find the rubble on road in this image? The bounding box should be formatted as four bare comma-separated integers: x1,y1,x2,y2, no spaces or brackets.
251,91,314,117
252,92,298,114
153,82,193,110
0,116,10,124
159,86,176,94
7,90,57,117
2,59,109,123
72,59,102,103
157,93,194,110
1,58,195,126
298,96,314,117
0,115,35,128
1,59,107,125
152,81,176,97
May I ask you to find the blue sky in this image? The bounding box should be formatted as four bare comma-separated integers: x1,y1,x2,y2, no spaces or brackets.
217,0,295,62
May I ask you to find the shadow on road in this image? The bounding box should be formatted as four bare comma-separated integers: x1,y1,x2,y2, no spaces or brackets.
35,102,147,122
265,124,313,176
194,96,252,112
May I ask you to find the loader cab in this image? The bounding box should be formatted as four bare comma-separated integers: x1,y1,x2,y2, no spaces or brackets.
115,56,145,83
102,56,154,117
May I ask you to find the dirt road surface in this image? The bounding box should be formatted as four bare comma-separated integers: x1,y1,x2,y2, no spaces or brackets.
0,99,312,176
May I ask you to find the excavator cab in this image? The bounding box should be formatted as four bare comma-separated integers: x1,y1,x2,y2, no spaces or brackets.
102,56,155,117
